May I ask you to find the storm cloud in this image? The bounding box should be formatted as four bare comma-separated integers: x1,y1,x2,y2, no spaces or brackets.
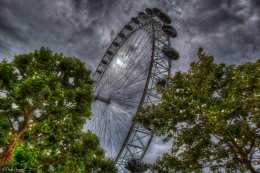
0,0,259,165
0,0,259,70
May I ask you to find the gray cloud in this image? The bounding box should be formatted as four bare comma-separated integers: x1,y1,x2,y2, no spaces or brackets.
0,0,259,166
166,0,260,72
0,0,259,68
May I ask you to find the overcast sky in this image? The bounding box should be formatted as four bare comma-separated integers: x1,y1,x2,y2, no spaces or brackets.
1,0,260,166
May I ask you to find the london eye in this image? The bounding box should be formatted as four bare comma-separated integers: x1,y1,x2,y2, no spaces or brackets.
85,8,179,172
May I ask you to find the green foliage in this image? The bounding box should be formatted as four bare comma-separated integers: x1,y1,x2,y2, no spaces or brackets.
0,47,117,172
0,117,11,146
137,49,260,172
7,143,45,172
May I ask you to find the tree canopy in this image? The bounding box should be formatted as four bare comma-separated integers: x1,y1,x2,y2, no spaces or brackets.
137,48,260,173
0,47,117,173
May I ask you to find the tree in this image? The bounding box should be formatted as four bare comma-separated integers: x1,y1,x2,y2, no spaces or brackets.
137,49,260,173
0,48,117,173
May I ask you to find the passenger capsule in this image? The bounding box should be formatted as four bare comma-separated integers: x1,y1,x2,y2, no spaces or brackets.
162,46,180,60
131,17,140,25
138,12,147,16
145,8,154,16
101,60,108,64
112,42,120,47
125,158,147,173
119,33,126,39
162,25,177,38
125,24,133,31
152,8,162,15
158,12,172,24
107,50,113,56
96,70,102,74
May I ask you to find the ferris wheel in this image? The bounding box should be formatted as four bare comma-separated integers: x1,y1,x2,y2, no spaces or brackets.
85,8,179,173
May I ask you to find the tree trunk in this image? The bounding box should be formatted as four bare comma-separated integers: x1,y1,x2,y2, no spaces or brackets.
0,107,34,168
0,134,20,168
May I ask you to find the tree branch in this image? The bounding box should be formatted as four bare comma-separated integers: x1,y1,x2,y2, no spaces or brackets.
18,107,35,135
7,116,15,133
0,79,12,93
248,136,257,160
229,138,257,173
223,138,244,165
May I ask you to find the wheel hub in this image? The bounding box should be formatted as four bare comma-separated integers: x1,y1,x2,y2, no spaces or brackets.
94,94,111,105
